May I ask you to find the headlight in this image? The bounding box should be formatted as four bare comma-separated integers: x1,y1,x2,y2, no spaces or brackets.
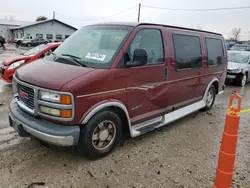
40,106,60,116
40,106,72,118
39,91,71,104
228,68,243,73
7,60,25,70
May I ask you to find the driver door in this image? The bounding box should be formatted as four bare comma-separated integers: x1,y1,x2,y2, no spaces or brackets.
124,27,169,124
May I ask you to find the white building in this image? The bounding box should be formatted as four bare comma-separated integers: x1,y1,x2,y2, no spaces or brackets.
11,19,77,42
0,19,32,41
0,19,77,42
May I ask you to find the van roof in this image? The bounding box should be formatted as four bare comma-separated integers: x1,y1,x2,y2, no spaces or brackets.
90,22,222,36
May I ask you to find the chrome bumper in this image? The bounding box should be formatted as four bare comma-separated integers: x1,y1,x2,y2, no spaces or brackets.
9,100,80,147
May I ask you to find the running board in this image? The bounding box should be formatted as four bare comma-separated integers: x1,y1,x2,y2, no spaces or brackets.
130,100,206,137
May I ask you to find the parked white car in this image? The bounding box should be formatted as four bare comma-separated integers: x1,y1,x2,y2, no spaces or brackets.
13,36,33,46
226,50,250,86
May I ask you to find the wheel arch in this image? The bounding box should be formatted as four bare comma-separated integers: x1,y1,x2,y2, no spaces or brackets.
202,78,219,102
80,100,132,137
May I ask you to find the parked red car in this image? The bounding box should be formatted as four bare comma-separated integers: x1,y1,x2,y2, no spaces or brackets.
9,23,227,158
0,43,61,83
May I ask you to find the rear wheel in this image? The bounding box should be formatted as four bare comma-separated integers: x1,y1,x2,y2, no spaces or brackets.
77,111,122,159
201,85,216,111
236,74,247,87
27,43,31,47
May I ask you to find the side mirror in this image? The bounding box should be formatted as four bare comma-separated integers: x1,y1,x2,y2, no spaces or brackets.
125,48,147,68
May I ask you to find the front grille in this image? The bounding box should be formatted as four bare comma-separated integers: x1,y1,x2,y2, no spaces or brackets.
17,83,35,109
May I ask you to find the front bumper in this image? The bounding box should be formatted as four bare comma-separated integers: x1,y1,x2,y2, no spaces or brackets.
9,100,80,146
226,74,237,79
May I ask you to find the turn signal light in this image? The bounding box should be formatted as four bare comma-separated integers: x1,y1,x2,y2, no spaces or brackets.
60,95,71,105
60,109,72,118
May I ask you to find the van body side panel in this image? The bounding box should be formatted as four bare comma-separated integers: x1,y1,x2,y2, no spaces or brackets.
167,29,203,108
198,34,227,96
61,69,128,125
121,26,169,125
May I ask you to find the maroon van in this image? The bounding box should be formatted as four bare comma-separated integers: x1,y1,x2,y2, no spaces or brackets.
9,22,227,158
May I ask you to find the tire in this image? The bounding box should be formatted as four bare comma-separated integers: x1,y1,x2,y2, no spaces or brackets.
0,43,2,47
235,74,247,87
77,110,122,159
201,85,216,111
27,43,31,47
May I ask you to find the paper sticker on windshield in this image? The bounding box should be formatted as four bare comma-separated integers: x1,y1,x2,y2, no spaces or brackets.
85,52,106,61
115,36,122,40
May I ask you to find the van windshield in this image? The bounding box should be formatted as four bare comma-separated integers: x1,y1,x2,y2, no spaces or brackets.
53,25,133,68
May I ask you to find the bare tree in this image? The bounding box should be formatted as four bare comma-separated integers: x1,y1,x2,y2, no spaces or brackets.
196,24,203,30
231,28,241,42
9,15,15,21
3,15,15,21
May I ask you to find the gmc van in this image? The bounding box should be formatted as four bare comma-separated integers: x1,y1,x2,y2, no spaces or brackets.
9,22,227,158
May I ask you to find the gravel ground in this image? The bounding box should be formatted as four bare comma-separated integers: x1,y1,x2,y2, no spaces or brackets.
0,46,249,188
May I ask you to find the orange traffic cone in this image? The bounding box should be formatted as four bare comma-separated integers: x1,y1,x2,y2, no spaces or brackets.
213,93,241,188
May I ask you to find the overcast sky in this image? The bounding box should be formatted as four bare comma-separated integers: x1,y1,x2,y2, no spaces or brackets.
1,0,250,40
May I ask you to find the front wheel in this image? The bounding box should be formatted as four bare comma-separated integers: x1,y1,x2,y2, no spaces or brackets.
201,85,216,111
236,74,247,87
27,43,31,47
77,110,122,159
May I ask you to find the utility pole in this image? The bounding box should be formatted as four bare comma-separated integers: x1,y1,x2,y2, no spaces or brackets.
53,11,55,19
137,3,141,22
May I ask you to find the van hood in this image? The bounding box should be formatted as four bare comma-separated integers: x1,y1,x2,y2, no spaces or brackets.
228,61,249,70
15,59,94,90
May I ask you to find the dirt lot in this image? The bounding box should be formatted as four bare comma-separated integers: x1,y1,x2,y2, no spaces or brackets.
0,46,249,188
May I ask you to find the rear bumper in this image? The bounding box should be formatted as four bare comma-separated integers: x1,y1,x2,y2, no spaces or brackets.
9,100,80,146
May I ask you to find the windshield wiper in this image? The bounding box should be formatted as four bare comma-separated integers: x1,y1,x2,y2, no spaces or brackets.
61,54,81,59
53,55,86,67
60,54,88,67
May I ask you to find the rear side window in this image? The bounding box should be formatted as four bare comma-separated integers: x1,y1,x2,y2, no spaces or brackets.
173,34,202,70
206,38,224,66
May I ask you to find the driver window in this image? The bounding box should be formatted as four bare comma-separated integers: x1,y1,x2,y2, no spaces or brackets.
128,29,164,65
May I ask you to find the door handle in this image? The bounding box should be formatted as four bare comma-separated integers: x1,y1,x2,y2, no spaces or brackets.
165,68,168,80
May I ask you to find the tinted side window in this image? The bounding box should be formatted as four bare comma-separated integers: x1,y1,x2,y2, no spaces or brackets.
128,29,164,65
206,38,224,66
173,34,202,70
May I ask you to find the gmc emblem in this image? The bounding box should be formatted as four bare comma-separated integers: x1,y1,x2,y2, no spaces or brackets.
19,90,29,99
